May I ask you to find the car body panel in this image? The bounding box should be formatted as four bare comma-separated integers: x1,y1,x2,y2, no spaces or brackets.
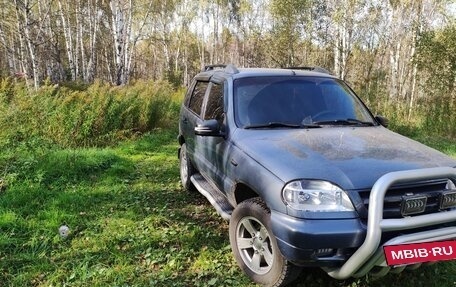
232,126,456,190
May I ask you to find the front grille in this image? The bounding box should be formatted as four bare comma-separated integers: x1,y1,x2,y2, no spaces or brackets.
357,179,450,219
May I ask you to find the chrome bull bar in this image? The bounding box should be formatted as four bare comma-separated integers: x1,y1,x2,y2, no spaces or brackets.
325,167,456,280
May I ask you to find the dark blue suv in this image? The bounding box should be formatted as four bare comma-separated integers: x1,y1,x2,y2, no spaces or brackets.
178,65,456,286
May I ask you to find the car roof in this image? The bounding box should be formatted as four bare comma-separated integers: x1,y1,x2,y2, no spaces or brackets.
194,65,336,83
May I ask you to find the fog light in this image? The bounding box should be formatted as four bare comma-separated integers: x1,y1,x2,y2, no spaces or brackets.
440,191,456,210
315,248,335,256
400,195,427,216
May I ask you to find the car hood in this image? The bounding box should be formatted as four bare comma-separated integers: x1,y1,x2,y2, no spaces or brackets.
234,126,456,190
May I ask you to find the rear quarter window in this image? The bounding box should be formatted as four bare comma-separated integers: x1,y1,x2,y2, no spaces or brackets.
188,81,209,116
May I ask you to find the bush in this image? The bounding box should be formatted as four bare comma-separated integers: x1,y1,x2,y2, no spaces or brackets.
0,80,183,148
420,95,456,138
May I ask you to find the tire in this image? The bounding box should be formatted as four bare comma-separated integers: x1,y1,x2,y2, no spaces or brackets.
229,198,301,287
179,143,196,191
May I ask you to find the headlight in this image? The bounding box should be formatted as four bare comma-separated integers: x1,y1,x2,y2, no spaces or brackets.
282,180,354,212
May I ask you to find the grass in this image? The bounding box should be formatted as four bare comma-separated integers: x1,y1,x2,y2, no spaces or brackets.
0,127,455,287
0,128,247,286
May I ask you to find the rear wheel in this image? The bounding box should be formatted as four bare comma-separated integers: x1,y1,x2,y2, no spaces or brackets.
179,143,196,191
229,198,301,286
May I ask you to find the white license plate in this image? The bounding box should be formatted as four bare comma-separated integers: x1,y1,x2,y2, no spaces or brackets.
384,240,456,266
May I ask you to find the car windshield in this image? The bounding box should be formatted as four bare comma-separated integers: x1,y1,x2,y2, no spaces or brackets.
233,76,376,128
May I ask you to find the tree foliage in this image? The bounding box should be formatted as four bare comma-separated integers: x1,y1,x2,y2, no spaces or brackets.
0,0,454,136
416,25,456,94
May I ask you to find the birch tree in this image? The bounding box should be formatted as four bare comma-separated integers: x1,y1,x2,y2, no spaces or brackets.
269,0,313,67
58,0,77,81
0,11,15,76
109,0,133,85
14,0,40,89
0,0,453,95
80,0,102,82
327,0,366,80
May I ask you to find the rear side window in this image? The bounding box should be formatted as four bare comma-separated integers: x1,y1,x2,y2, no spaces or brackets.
188,81,209,116
204,83,224,123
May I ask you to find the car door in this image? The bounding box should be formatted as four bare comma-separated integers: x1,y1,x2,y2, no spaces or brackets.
198,81,230,191
180,79,209,169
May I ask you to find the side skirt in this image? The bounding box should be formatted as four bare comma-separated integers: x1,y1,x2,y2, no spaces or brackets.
191,174,233,220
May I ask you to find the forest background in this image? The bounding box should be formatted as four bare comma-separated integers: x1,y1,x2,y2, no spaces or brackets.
0,0,455,137
0,0,456,286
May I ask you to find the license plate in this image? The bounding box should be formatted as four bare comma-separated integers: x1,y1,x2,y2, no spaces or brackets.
384,240,456,266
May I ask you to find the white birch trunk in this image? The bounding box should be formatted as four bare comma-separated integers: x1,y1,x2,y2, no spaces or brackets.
39,0,60,82
14,1,29,86
110,0,132,85
123,0,133,84
183,44,188,86
110,0,124,85
341,22,347,80
87,0,100,82
58,0,76,81
199,11,205,69
0,25,14,76
389,41,401,99
20,0,39,89
75,0,84,80
334,39,339,77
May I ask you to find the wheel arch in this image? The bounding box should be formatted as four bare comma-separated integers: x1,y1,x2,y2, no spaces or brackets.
234,182,260,205
177,134,185,146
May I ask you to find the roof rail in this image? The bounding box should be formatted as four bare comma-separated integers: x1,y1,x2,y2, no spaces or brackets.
224,64,240,74
284,66,331,75
203,64,240,74
203,64,226,72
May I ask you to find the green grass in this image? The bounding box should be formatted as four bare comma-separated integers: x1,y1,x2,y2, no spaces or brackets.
0,128,455,286
410,136,456,159
0,128,247,286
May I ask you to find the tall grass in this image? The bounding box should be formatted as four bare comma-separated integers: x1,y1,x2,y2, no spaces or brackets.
0,78,183,149
358,87,456,140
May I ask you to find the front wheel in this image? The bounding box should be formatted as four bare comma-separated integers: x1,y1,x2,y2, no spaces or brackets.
229,198,301,286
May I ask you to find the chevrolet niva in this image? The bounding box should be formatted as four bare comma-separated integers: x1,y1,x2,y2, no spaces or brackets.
177,64,456,286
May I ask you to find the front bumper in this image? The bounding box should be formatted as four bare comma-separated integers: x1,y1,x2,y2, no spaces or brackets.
271,167,456,278
271,212,366,267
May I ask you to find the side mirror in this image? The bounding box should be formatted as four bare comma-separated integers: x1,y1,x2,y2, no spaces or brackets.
375,115,389,128
194,119,224,137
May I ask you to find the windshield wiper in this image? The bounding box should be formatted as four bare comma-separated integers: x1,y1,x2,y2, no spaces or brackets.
244,122,321,129
313,118,375,126
300,123,322,128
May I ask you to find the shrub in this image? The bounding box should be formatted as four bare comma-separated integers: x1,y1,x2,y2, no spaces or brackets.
0,80,183,149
